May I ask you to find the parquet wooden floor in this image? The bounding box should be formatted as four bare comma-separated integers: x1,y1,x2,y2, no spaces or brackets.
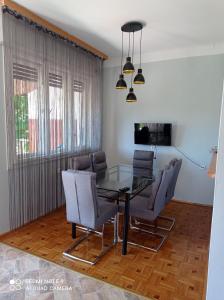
0,200,212,300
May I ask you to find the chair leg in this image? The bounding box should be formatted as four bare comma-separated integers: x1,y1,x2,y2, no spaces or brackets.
132,215,175,232
72,223,76,239
116,213,124,242
128,217,167,252
63,221,116,265
113,214,118,244
75,224,102,235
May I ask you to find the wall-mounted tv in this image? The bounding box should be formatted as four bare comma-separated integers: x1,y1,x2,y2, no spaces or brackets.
134,123,172,146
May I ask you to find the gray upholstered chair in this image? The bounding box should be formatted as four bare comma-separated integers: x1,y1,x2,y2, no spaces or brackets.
72,153,117,202
157,158,182,231
132,149,154,200
119,165,174,252
166,158,182,203
71,155,92,171
70,155,94,233
62,170,118,265
91,151,107,174
91,151,118,201
133,150,154,177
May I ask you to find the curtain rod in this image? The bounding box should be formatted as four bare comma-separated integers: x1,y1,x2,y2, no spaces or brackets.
1,4,108,61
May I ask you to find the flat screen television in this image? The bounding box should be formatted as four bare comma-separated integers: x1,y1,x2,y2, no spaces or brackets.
134,123,172,146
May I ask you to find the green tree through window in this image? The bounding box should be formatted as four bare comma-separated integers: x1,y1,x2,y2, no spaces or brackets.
14,95,29,153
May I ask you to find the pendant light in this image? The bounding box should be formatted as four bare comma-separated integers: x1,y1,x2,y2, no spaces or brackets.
126,32,137,102
116,74,127,89
134,29,145,84
126,87,137,102
116,32,127,89
123,33,135,74
123,57,135,74
116,21,145,102
134,68,145,84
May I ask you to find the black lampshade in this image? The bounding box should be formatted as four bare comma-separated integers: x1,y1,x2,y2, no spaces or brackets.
126,88,137,102
116,74,127,89
123,57,135,74
134,68,145,84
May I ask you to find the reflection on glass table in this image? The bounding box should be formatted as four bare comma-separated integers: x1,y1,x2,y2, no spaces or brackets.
96,164,156,256
96,164,155,197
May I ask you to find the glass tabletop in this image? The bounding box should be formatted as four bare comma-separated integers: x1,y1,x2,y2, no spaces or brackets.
96,164,155,196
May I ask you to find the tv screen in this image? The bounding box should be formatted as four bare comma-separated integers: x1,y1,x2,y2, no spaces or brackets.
134,123,172,146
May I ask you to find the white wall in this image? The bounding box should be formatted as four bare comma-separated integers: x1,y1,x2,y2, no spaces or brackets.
206,84,224,299
103,55,224,205
0,10,10,234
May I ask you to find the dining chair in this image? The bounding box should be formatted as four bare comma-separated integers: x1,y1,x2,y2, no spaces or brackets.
62,170,118,265
72,155,92,171
158,158,182,231
119,165,174,252
70,155,95,233
91,151,119,201
91,151,107,174
132,150,154,199
166,158,182,203
133,150,154,177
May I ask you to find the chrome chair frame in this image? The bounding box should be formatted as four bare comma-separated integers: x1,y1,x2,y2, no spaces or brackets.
128,217,168,252
134,215,175,232
118,166,174,252
63,215,118,265
115,214,167,252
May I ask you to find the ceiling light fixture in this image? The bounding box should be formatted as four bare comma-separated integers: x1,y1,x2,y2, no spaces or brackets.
134,29,145,84
116,31,127,89
126,87,137,103
123,32,135,74
116,21,145,102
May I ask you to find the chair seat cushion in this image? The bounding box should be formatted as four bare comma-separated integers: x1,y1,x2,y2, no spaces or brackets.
96,197,118,227
119,195,154,221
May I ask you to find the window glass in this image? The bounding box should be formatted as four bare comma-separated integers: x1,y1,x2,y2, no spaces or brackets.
49,73,64,152
13,63,38,155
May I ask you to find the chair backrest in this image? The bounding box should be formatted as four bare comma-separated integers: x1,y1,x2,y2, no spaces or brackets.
153,165,174,217
72,155,92,171
92,151,107,173
166,158,182,203
62,170,98,229
133,150,154,177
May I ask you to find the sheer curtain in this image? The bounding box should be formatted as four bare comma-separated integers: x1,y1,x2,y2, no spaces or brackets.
2,12,103,229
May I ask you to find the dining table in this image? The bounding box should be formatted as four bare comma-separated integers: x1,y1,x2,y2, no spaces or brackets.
96,164,155,255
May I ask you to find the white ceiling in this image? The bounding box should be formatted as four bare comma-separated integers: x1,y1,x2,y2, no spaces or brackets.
14,0,224,61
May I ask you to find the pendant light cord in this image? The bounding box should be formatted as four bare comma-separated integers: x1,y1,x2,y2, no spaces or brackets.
132,31,135,64
131,31,135,87
128,32,130,57
140,29,142,68
121,31,123,73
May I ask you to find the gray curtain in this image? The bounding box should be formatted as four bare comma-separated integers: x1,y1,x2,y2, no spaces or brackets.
2,12,103,229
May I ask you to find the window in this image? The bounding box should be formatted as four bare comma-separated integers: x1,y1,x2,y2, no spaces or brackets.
13,63,39,155
13,63,84,157
49,73,64,152
73,80,84,147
